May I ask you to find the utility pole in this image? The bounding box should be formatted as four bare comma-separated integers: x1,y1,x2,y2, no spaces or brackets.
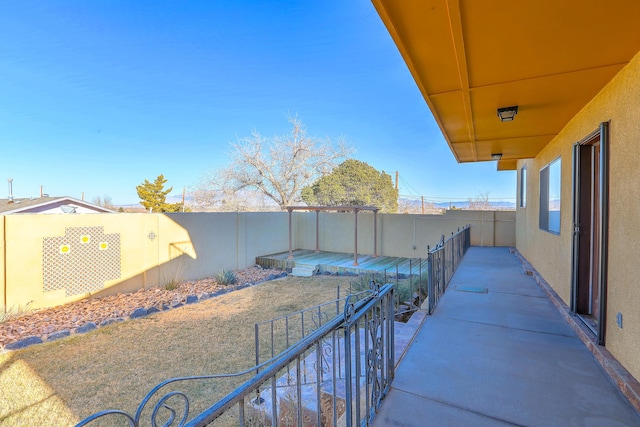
422,196,425,214
182,187,186,212
395,171,399,190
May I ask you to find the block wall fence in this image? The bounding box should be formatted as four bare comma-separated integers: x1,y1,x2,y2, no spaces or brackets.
0,210,514,310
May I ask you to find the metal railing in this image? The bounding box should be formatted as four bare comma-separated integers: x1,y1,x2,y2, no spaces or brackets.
427,225,471,314
77,226,470,427
253,287,370,368
77,282,395,427
346,260,428,321
253,287,377,389
345,225,470,319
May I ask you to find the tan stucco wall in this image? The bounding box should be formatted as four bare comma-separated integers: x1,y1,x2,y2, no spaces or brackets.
516,50,640,381
294,210,515,259
0,213,292,310
1,208,514,312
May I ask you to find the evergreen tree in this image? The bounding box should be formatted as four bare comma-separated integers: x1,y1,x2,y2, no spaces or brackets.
301,159,398,213
136,174,183,212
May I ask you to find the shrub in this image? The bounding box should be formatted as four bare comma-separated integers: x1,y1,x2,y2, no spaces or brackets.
0,302,33,324
349,271,430,314
216,270,237,286
349,273,385,294
163,279,180,291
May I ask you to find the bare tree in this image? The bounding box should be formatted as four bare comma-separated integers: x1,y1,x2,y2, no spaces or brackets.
194,116,352,210
92,195,115,210
468,191,492,210
191,187,280,212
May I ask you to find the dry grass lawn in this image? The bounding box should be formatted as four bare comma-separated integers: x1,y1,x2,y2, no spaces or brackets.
0,275,354,427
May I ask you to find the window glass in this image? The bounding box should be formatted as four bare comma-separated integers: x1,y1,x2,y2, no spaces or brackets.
539,158,561,234
548,159,561,233
519,166,527,208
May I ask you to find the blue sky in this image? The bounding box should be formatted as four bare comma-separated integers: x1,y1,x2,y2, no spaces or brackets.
0,0,515,206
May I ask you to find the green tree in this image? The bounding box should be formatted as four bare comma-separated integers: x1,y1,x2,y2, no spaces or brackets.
136,175,183,212
301,159,398,213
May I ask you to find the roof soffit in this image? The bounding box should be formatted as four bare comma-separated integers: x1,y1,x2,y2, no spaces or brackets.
373,0,640,166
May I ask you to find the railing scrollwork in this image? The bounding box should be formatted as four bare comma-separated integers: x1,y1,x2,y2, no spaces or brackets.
78,284,395,427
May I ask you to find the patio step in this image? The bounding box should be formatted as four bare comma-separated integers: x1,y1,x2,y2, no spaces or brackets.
291,263,318,277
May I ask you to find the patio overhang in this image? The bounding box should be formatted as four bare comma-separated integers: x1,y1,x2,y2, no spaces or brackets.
372,0,640,169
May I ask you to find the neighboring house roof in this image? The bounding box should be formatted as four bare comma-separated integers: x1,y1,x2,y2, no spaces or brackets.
0,197,116,214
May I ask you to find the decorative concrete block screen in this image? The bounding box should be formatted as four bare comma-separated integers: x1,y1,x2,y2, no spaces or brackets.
43,226,121,296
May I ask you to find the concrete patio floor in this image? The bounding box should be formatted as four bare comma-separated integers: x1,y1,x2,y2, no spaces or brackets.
373,246,640,427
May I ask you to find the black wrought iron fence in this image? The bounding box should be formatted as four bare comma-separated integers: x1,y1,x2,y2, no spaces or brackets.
347,259,428,321
346,225,470,320
253,287,372,380
427,225,471,314
77,282,395,427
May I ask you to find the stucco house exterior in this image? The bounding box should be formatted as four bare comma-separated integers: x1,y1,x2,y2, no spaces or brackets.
372,0,640,387
0,196,115,214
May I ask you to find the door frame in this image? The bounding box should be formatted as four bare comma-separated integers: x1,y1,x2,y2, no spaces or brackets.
570,121,610,345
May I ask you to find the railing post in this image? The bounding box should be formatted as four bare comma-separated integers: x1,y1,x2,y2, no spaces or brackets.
255,323,260,374
373,209,379,257
315,210,320,253
353,209,359,266
344,322,353,426
441,243,447,290
453,233,457,269
387,287,395,383
427,247,435,315
288,208,293,259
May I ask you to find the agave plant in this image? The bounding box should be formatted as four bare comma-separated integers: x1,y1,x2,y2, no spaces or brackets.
216,269,237,286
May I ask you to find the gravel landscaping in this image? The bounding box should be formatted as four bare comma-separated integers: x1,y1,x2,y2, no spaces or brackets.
0,266,286,350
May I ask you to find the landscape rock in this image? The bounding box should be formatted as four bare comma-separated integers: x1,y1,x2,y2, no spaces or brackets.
100,318,124,327
130,308,148,319
5,335,43,350
47,329,71,341
76,322,97,334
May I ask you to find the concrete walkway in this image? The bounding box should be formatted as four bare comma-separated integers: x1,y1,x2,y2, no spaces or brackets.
373,247,640,427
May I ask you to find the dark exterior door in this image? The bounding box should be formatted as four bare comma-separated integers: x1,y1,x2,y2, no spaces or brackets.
571,122,609,345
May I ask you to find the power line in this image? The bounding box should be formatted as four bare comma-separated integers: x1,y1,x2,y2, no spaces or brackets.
395,172,515,202
398,174,421,197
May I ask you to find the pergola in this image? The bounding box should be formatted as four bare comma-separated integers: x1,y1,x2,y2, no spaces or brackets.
285,206,380,266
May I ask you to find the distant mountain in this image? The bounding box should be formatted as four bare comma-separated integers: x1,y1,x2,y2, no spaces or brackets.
433,201,515,209
400,197,515,210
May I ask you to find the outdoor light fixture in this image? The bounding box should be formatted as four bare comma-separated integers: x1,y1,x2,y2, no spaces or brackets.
497,106,518,122
491,153,503,160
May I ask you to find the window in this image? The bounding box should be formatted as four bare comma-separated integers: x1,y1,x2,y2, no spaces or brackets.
539,158,561,234
519,166,527,208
